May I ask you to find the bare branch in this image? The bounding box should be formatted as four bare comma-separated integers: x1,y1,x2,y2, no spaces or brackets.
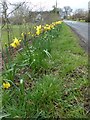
7,2,25,17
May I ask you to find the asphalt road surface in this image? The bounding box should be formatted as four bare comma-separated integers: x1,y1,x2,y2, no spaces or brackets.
64,20,88,44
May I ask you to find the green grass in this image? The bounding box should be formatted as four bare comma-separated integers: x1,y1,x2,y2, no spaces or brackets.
2,23,88,118
49,23,88,118
51,23,87,76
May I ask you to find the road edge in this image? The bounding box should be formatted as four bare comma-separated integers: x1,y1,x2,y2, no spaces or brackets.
64,23,88,53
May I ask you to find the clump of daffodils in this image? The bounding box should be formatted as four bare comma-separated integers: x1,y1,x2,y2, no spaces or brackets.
43,24,52,31
10,37,21,48
3,82,11,89
55,21,62,25
34,20,62,35
21,21,62,38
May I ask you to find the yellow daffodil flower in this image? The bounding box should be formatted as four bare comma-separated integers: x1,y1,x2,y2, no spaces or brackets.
43,26,47,31
28,32,31,35
47,26,51,30
3,82,10,89
55,21,62,25
43,25,51,31
36,30,41,35
36,25,42,35
46,24,49,27
50,25,54,29
21,33,24,37
10,37,21,48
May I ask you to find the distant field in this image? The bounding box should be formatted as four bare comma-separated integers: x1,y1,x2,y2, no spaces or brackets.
1,23,35,47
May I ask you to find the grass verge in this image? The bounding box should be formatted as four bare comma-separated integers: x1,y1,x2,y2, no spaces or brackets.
2,23,88,118
49,23,88,118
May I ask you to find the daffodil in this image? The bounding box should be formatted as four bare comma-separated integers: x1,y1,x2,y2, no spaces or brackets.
50,25,54,29
36,25,42,35
5,43,8,47
21,33,24,37
46,24,49,27
55,21,62,25
28,32,31,35
3,82,10,89
36,29,41,35
43,25,51,31
37,25,42,30
10,37,21,48
43,26,47,31
10,42,17,48
47,26,51,30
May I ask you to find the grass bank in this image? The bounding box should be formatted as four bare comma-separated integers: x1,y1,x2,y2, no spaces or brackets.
50,23,88,117
2,23,88,118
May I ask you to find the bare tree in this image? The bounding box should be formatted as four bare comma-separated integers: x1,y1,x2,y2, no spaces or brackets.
1,0,11,45
72,9,88,21
9,2,30,25
1,0,8,25
63,6,72,18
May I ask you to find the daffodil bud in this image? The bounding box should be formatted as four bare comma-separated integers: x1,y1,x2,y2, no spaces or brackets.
20,79,23,84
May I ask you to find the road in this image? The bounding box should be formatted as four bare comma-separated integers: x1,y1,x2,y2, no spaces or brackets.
64,20,88,44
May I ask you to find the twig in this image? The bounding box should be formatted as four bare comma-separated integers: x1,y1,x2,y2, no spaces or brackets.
7,2,25,17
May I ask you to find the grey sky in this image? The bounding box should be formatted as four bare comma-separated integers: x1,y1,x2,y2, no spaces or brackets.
7,0,89,11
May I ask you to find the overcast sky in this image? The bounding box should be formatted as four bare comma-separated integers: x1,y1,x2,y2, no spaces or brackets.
7,0,89,11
